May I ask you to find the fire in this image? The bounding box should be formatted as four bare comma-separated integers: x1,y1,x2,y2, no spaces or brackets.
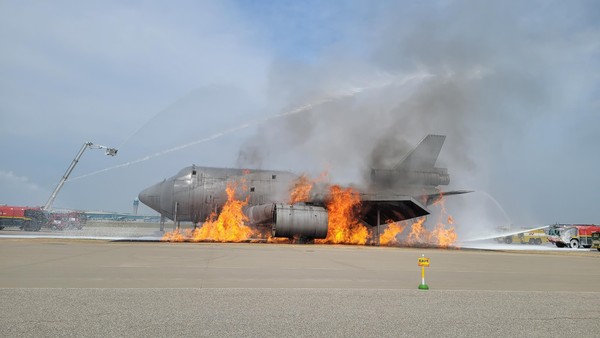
430,222,458,248
430,193,458,248
162,229,185,242
400,193,458,248
289,175,313,204
406,217,427,245
161,173,458,248
316,185,370,245
267,236,292,244
379,222,405,246
289,172,330,204
162,182,255,242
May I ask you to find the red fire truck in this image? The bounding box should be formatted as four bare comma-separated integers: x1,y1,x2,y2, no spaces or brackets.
0,206,88,231
1,142,116,232
547,224,600,248
0,205,47,231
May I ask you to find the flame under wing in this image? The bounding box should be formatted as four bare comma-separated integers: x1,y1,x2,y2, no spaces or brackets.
358,193,430,226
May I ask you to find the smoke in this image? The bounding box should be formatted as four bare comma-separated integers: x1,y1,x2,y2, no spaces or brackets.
236,72,432,180
237,1,599,227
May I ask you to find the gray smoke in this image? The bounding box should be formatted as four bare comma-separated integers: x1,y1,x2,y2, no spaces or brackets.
237,0,599,227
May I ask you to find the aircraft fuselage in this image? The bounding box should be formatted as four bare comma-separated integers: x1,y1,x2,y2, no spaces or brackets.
139,166,299,223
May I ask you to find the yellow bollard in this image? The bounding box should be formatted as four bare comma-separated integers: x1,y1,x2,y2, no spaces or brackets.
417,254,430,290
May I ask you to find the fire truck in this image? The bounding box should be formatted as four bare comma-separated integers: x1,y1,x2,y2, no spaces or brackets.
494,226,548,245
592,232,600,251
0,205,88,231
0,141,116,232
496,229,548,245
0,205,47,231
547,224,600,249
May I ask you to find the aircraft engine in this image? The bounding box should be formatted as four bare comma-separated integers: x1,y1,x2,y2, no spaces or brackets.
245,204,328,239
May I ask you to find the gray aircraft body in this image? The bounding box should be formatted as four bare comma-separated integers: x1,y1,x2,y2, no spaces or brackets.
139,134,469,240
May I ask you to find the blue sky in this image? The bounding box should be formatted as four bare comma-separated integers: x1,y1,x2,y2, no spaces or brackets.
1,0,598,232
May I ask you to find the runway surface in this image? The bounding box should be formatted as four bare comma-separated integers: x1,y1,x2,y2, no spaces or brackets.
1,237,599,337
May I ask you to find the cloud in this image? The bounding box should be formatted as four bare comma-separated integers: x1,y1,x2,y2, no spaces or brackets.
0,1,270,141
0,0,271,210
0,171,49,206
0,0,598,228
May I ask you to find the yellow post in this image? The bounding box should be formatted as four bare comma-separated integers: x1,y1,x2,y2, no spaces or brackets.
418,254,429,290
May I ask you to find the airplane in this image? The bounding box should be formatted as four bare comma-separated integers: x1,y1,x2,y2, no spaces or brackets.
138,134,470,241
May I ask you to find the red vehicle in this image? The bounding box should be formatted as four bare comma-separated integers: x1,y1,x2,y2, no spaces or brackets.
0,205,47,231
547,224,600,248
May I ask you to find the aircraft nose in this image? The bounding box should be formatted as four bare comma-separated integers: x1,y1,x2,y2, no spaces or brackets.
138,182,163,213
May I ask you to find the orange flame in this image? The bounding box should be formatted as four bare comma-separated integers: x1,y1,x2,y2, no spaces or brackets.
162,229,185,242
400,193,458,248
379,222,405,246
430,193,457,247
316,185,370,245
267,236,292,244
406,217,428,245
430,222,458,248
162,182,255,242
289,175,313,204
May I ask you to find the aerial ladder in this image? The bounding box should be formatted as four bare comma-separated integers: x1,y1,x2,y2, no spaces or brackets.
43,142,118,211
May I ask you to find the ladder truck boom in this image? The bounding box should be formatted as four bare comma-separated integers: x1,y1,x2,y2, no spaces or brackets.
43,141,117,211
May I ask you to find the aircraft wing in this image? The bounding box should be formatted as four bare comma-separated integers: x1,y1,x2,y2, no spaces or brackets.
358,193,430,226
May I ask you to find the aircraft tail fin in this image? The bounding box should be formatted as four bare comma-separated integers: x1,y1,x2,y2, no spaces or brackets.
394,134,446,170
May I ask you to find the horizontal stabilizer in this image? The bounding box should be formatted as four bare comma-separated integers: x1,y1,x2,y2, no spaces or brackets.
421,190,473,206
359,193,430,226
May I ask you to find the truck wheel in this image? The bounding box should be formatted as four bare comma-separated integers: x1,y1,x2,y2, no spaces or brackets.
556,242,565,248
570,239,580,249
535,238,542,245
504,237,512,244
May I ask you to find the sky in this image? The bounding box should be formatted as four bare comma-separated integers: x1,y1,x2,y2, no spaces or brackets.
1,0,599,232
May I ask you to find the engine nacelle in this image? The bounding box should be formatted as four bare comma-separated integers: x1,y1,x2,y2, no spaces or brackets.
245,203,328,239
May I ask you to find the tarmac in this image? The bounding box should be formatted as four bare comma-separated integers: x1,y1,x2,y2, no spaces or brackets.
1,232,599,337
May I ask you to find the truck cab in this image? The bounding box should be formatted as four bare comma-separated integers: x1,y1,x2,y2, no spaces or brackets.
592,232,600,251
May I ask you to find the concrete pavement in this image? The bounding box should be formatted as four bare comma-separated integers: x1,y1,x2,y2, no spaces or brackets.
1,239,599,337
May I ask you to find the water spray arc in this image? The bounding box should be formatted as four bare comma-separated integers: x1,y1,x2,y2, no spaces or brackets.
68,73,431,182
